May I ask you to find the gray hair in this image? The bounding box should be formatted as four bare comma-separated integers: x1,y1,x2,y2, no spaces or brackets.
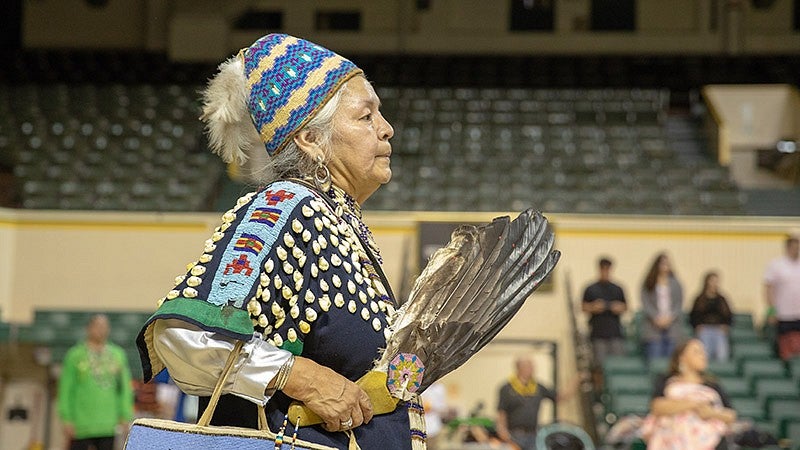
243,85,346,186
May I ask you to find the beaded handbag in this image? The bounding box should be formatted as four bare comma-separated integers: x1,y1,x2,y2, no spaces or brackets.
125,341,335,450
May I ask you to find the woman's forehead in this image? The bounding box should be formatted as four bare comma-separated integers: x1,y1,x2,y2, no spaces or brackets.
341,77,380,107
687,340,704,352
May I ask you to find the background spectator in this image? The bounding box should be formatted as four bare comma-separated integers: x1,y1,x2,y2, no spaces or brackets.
496,357,557,450
689,271,733,361
644,339,736,450
641,253,686,361
582,256,627,387
764,235,800,360
57,314,134,450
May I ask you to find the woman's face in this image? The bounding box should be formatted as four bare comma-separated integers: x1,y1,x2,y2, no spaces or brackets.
658,256,671,274
327,76,394,203
706,274,719,293
681,339,708,374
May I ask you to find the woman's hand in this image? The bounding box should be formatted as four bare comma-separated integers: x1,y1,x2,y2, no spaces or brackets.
696,403,737,423
280,356,373,431
651,397,704,417
654,316,673,329
695,402,716,420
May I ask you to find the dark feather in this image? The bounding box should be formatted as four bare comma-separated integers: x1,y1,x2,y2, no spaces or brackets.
375,209,561,393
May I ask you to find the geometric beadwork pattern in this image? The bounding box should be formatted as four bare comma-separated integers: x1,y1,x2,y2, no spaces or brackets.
241,34,362,156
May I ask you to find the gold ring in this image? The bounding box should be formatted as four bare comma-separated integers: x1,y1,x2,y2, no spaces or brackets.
340,417,353,429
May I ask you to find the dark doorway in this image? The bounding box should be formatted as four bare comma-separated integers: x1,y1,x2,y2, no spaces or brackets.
509,0,555,31
0,0,22,52
794,0,800,30
591,0,636,31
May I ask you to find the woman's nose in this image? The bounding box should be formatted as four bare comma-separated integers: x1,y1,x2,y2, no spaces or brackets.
378,113,394,140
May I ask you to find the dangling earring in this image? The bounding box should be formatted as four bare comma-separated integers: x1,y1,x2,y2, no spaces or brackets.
313,154,331,192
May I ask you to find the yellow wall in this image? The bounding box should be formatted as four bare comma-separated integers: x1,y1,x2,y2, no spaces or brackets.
1,206,797,424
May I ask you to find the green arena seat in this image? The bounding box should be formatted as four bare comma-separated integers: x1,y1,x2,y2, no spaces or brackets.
788,358,800,383
753,419,779,438
733,341,775,361
605,373,653,396
718,377,750,398
0,322,9,342
730,327,761,342
732,397,766,421
741,359,786,381
754,378,799,404
49,345,72,364
648,358,669,378
732,313,754,330
707,359,739,377
33,310,74,328
603,355,647,375
611,393,651,417
782,419,800,446
767,398,800,424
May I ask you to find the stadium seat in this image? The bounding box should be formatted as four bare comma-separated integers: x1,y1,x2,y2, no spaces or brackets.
754,378,799,405
767,398,800,424
732,313,754,330
753,419,779,438
741,359,786,381
732,397,766,421
1,59,752,214
605,373,653,396
707,359,739,377
648,358,669,378
733,341,776,361
730,327,761,342
789,358,800,383
782,419,800,446
611,393,651,417
718,377,750,398
603,355,646,376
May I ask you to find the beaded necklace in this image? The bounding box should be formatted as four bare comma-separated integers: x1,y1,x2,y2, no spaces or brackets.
325,185,383,265
508,375,538,396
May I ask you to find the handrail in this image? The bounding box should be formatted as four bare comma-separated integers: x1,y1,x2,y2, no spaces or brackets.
564,270,599,444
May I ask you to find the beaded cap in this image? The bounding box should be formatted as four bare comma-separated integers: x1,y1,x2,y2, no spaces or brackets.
241,34,363,156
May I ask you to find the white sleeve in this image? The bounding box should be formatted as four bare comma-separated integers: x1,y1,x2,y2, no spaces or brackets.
151,318,292,406
764,260,778,285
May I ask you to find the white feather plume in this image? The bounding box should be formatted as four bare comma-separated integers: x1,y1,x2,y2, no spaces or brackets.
200,56,262,166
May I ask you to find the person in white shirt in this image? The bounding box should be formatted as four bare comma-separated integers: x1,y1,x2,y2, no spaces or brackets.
764,235,800,359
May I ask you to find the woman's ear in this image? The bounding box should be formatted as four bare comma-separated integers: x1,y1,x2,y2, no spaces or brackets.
293,129,320,158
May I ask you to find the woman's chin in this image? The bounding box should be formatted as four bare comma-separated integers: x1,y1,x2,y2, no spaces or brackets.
376,168,392,185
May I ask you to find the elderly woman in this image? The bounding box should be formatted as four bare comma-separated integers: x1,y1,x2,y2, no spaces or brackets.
136,34,421,449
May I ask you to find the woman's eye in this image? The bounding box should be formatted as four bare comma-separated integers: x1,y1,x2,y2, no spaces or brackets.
362,113,372,121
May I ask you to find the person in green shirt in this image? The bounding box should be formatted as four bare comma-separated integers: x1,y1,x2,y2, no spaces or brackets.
57,314,134,450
